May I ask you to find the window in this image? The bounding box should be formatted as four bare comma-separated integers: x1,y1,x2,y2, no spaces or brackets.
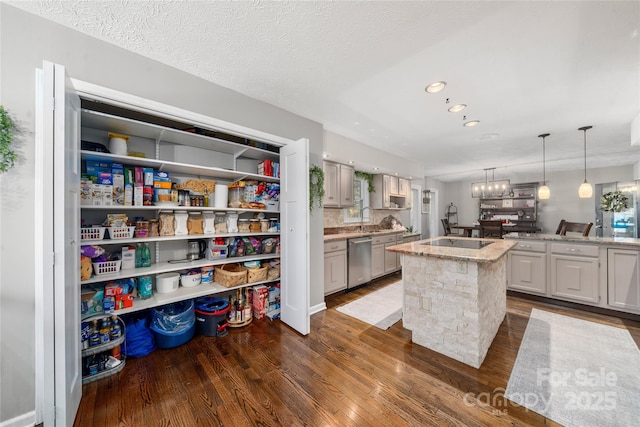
344,176,370,223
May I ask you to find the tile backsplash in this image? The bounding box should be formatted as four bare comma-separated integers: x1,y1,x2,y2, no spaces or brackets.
323,208,407,228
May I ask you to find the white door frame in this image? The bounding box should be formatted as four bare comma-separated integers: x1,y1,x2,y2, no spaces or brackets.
410,184,422,235
428,188,439,238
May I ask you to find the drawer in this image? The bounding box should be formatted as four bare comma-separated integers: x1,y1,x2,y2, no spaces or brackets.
512,240,546,253
550,242,599,257
324,240,347,253
372,234,397,245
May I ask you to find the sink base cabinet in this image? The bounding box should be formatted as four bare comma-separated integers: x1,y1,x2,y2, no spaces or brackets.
607,249,640,313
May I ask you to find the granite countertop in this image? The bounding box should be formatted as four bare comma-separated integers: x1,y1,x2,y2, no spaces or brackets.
385,236,516,263
504,232,640,248
323,228,415,242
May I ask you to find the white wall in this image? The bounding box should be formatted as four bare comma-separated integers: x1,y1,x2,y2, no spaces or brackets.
0,4,324,423
440,165,636,234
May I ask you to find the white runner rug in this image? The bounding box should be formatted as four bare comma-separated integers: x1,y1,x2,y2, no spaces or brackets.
505,308,640,427
336,281,403,330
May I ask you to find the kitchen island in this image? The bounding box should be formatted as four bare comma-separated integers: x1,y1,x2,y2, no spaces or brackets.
386,236,516,368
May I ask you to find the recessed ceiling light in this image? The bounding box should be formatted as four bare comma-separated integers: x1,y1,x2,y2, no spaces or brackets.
323,153,329,158
354,122,360,125
373,167,380,170
394,172,399,176
448,104,467,113
464,120,480,127
425,81,447,93
348,160,355,164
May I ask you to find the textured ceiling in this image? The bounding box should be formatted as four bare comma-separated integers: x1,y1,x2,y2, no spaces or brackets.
10,1,640,182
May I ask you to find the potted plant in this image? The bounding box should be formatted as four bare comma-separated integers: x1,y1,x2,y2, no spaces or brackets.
309,165,325,212
0,106,18,173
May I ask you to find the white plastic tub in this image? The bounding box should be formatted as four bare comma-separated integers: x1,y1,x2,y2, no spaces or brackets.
156,273,180,294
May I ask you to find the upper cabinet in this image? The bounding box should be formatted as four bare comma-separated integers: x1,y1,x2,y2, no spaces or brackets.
322,161,354,208
370,174,411,209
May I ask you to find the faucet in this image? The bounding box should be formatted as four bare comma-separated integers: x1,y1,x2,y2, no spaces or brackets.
360,206,372,232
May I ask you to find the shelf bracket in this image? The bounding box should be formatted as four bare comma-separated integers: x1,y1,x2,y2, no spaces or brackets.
155,129,165,160
233,148,249,171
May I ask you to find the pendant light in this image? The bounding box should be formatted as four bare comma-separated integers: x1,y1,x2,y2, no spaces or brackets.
538,133,551,200
578,126,593,198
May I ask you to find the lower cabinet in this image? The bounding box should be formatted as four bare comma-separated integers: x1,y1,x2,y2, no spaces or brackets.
607,248,640,313
371,243,385,279
384,241,400,274
324,240,347,295
508,240,547,295
550,243,599,304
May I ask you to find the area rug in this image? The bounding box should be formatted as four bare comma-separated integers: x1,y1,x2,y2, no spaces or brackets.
336,281,403,330
505,308,640,427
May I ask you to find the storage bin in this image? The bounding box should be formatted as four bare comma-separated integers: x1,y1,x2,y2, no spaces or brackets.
180,272,201,288
92,260,121,276
108,226,136,239
214,264,247,287
247,264,268,283
195,297,230,337
81,226,106,241
156,272,179,294
153,322,196,349
150,300,195,349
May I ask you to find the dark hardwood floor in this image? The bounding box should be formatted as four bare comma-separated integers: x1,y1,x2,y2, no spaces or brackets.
75,273,640,426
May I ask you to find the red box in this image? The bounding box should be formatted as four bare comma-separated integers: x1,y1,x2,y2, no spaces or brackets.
115,294,134,310
104,282,124,297
250,285,269,319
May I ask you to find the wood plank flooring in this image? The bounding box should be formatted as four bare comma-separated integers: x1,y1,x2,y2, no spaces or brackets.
75,273,640,426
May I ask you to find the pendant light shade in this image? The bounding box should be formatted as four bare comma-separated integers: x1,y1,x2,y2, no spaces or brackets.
578,126,593,198
538,133,550,200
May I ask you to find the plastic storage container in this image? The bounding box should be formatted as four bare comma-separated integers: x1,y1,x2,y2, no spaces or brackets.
150,300,196,349
195,297,230,337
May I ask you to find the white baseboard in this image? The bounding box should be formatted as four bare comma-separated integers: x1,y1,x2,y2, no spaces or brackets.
0,411,36,427
309,302,326,315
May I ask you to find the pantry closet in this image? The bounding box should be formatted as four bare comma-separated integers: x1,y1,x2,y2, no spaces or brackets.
37,61,310,426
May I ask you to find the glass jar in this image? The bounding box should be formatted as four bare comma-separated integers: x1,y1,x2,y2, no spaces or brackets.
202,211,215,234
148,219,159,237
238,219,250,233
159,211,175,236
187,211,204,235
135,220,149,238
260,219,269,232
174,210,188,235
214,212,228,233
249,219,261,232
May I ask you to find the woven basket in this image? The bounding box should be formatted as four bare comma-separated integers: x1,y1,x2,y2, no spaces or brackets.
247,264,269,283
214,264,247,288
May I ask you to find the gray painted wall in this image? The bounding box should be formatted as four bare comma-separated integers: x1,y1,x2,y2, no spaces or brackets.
0,4,323,422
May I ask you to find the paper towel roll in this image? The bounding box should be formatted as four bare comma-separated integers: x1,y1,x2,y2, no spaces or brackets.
214,184,228,208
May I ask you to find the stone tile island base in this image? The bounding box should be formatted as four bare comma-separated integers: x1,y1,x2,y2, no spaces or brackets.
402,254,507,369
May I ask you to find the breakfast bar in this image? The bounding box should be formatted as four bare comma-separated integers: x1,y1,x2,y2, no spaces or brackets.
386,236,516,368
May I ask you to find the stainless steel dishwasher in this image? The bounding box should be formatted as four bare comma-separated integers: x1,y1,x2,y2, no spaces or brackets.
348,237,372,288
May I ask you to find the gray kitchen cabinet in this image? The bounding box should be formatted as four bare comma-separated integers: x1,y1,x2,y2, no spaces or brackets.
322,161,354,208
324,240,347,295
399,178,411,207
384,233,402,274
550,242,599,304
507,240,547,295
371,243,385,279
607,248,640,313
371,174,410,209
